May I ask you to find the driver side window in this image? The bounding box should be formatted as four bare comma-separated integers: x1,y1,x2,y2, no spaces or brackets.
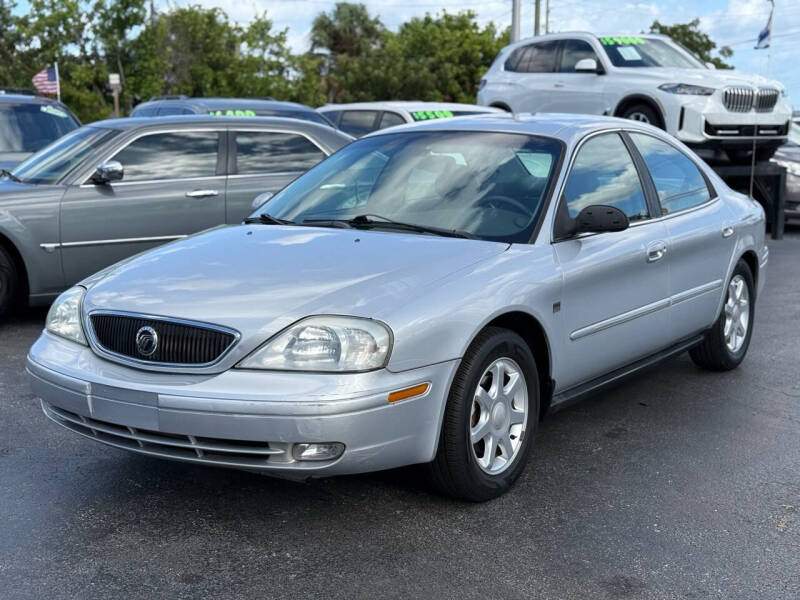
563,133,649,222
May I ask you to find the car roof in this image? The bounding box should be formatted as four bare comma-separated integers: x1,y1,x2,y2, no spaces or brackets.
0,93,67,106
318,101,505,113
135,97,319,112
364,112,663,146
501,31,667,52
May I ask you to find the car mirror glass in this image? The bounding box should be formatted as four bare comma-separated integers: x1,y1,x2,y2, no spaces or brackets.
92,160,123,185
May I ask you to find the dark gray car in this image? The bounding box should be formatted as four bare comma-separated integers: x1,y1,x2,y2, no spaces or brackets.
0,115,351,315
0,92,80,169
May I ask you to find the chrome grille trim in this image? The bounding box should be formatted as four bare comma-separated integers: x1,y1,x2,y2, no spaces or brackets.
86,310,240,368
755,87,779,112
723,86,754,112
44,403,289,466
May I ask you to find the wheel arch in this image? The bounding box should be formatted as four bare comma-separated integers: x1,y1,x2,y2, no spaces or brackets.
740,249,759,297
0,230,30,302
613,94,666,130
482,310,553,420
489,102,512,112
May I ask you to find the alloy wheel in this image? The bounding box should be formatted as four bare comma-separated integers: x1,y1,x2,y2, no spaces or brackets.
723,274,750,353
470,357,528,474
627,112,651,123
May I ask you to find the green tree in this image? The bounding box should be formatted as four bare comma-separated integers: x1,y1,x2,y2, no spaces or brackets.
650,19,733,69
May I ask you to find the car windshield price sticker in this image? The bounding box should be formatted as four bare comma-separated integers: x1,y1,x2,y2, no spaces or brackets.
617,46,643,61
411,110,455,121
209,109,257,117
600,36,645,45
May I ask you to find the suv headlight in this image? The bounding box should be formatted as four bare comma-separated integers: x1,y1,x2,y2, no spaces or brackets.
45,286,87,345
658,83,715,95
237,316,392,372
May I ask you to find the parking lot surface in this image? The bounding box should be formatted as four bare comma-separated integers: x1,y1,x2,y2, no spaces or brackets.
2,235,799,600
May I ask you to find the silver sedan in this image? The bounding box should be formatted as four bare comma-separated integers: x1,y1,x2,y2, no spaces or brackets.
28,114,768,500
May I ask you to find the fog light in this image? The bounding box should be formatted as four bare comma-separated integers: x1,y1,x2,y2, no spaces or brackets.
292,442,345,461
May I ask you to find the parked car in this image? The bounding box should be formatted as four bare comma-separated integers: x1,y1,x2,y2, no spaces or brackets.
0,90,79,169
0,115,351,315
317,101,506,137
478,33,792,163
772,122,800,219
28,113,767,500
131,96,335,127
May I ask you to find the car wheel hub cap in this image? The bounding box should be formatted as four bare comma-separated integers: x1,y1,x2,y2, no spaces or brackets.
628,112,651,123
470,357,528,475
723,274,749,353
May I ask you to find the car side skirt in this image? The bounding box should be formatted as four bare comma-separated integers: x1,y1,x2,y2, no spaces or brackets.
548,333,706,413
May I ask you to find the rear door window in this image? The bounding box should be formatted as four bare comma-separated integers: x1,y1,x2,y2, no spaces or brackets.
339,111,380,137
629,132,711,214
234,131,325,174
505,41,559,73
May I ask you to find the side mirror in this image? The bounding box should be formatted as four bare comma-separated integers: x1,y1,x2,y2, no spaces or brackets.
575,205,629,233
92,160,123,184
574,58,599,73
251,191,274,210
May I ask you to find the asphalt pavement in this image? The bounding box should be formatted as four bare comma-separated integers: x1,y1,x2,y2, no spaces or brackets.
1,235,799,600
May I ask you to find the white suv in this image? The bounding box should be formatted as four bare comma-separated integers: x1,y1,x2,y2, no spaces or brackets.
478,33,793,162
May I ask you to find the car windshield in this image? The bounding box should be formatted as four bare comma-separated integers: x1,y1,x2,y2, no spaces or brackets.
10,126,118,185
600,37,705,69
259,131,563,243
0,102,79,153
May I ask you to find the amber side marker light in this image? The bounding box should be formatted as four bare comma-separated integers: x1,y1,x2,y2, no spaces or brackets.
388,383,430,404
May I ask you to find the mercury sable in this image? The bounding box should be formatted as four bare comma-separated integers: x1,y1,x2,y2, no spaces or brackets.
28,114,768,500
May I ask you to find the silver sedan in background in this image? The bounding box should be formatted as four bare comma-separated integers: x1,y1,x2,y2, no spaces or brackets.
28,114,767,500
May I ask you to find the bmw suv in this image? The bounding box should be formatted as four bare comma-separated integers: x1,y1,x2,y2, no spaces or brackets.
478,33,792,163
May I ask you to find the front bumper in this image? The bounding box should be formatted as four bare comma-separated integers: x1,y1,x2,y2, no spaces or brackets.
27,332,458,478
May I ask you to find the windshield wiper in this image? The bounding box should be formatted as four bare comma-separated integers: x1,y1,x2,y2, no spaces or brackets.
303,214,475,239
0,169,21,183
242,212,295,225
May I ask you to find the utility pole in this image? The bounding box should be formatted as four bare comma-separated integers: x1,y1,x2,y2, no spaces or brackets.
534,0,541,35
545,0,550,33
511,0,521,42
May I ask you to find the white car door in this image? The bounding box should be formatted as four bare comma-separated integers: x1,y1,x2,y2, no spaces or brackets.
549,39,609,115
502,40,561,113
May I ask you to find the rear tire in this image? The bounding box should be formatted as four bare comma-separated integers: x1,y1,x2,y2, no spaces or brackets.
0,246,19,318
620,103,662,129
425,327,539,501
689,260,754,371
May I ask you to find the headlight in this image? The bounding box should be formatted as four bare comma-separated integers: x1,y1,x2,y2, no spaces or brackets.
238,316,392,372
658,83,715,95
45,286,87,345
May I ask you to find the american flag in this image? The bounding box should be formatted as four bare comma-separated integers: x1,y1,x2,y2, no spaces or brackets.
32,66,59,95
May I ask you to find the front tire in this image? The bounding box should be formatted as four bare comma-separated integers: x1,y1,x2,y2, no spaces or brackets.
425,327,539,501
690,260,755,371
620,103,662,129
0,246,19,318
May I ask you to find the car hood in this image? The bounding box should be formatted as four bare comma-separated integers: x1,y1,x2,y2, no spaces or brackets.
624,67,785,90
83,224,509,347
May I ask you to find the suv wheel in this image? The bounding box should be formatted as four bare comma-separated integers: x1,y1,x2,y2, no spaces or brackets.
425,327,539,501
620,103,662,128
689,260,755,371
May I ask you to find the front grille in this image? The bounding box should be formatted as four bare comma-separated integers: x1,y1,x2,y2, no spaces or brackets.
44,403,289,467
89,312,237,366
723,86,754,112
754,87,779,112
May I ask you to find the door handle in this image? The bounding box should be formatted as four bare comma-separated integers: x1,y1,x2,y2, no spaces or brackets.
647,241,667,263
185,189,219,198
722,226,734,238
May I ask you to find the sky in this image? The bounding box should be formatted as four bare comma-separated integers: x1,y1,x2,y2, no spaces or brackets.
11,0,800,106
161,0,799,107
